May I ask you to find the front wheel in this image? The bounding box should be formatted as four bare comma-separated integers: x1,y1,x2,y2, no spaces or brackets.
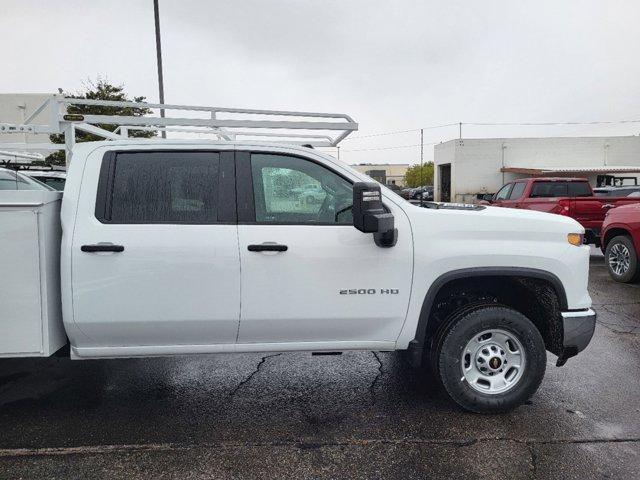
605,235,638,283
436,305,546,414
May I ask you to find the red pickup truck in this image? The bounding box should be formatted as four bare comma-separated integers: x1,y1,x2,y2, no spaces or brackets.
484,178,640,245
601,203,640,283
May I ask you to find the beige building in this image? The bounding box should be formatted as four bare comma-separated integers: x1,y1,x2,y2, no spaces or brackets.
350,163,410,187
434,136,640,203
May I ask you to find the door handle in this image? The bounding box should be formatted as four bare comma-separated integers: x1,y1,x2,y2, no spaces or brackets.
601,204,614,209
81,244,125,253
247,243,288,252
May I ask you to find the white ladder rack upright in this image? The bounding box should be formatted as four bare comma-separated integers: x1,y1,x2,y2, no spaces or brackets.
0,94,358,165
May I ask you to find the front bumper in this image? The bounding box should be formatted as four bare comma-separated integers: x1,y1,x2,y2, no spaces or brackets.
557,308,597,366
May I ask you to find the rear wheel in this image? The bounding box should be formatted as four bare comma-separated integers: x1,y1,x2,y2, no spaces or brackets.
435,305,546,413
605,235,638,283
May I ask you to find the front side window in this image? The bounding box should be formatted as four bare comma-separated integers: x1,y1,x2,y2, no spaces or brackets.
251,154,353,224
495,183,513,200
100,151,219,223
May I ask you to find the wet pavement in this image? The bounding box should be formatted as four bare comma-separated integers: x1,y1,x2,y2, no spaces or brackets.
0,257,638,479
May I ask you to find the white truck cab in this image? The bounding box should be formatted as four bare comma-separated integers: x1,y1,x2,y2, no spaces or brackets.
54,139,595,412
0,98,596,412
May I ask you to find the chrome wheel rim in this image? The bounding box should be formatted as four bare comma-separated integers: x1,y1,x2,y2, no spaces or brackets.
608,243,631,277
461,329,526,394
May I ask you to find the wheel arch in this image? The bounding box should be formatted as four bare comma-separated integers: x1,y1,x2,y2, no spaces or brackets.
602,226,632,250
408,267,568,366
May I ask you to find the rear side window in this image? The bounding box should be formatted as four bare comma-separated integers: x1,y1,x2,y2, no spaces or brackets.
508,182,526,200
530,182,569,198
567,182,592,197
96,151,220,224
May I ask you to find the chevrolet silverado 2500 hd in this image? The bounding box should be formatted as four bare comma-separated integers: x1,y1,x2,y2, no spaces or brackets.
0,140,596,413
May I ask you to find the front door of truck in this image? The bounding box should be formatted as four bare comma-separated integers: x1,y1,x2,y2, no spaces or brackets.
235,151,413,345
71,149,240,350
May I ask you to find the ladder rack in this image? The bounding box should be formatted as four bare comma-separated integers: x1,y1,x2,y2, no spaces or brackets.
0,95,358,165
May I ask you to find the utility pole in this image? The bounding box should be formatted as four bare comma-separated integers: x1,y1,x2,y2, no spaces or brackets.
337,146,340,161
459,122,462,140
153,0,166,138
420,128,424,207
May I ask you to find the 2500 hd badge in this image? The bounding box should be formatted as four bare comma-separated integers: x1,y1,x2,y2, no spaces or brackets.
339,289,400,295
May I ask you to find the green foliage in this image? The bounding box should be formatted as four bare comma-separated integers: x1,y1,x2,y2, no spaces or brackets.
404,162,434,188
48,78,156,164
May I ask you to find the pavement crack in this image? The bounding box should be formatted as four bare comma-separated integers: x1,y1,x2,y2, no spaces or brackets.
2,437,640,459
527,444,538,478
228,353,281,398
596,305,640,335
369,351,384,406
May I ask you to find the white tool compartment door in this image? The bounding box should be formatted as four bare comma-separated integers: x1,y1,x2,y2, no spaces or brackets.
0,210,43,355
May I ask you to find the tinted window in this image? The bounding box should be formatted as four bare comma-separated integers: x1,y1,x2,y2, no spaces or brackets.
530,182,568,198
495,183,513,200
509,182,526,200
104,152,219,223
567,182,592,197
251,154,353,224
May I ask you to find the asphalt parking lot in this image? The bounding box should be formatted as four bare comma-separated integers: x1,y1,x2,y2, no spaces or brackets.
0,255,638,480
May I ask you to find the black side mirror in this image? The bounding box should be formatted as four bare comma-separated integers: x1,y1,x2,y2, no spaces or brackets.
353,182,397,247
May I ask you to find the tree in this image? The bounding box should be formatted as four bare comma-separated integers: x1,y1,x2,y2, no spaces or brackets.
48,78,156,164
404,162,434,188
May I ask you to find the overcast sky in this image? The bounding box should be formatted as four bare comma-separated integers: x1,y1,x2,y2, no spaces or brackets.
2,0,640,164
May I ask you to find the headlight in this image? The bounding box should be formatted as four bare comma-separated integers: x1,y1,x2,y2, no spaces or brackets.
567,233,584,246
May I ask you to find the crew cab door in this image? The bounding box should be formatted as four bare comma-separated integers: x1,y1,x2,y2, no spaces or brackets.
235,151,413,346
71,149,240,349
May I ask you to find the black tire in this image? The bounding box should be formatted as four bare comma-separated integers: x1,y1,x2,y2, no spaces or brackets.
604,235,639,283
435,305,546,414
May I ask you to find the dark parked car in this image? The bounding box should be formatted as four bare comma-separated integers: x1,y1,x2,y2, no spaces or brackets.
400,188,414,199
419,186,434,201
410,185,433,200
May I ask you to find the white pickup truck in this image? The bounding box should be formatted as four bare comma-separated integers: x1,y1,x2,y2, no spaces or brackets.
0,138,596,413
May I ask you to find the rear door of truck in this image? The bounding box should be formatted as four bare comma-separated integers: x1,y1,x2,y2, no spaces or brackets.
70,148,240,350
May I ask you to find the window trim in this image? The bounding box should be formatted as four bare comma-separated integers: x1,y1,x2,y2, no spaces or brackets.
235,151,357,226
94,149,236,225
